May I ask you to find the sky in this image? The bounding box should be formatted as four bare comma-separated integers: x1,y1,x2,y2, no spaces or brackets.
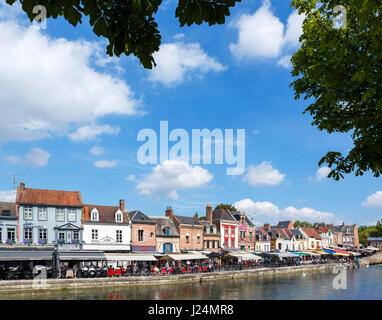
0,0,381,227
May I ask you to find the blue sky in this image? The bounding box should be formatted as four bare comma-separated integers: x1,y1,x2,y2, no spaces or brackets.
0,0,381,226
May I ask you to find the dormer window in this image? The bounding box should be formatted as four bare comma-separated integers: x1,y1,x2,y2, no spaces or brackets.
164,228,170,236
115,210,122,223
90,208,99,222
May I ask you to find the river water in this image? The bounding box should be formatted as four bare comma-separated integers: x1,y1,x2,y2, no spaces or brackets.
1,265,381,300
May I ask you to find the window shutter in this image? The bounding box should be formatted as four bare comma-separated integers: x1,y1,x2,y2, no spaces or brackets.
144,231,148,242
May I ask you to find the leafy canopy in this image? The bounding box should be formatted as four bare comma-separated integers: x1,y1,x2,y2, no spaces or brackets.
6,0,241,69
290,0,382,180
214,203,239,212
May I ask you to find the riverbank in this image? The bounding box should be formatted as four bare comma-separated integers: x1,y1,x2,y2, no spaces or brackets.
0,263,338,294
360,252,382,266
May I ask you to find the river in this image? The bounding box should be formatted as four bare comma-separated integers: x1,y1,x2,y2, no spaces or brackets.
0,265,381,300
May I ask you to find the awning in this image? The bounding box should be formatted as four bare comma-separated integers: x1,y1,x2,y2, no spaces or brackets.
0,250,53,261
159,253,208,261
223,252,262,261
58,251,106,261
267,252,299,259
291,252,310,257
104,253,157,261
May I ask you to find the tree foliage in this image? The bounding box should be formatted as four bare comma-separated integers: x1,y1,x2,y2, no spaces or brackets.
358,219,382,247
5,0,241,69
294,220,313,228
290,0,382,180
214,203,239,212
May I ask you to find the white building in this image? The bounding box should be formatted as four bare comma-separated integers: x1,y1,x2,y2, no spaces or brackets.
82,200,131,252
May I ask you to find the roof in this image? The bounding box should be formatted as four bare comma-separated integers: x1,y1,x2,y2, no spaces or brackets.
212,208,236,222
231,213,255,227
0,202,16,217
174,215,202,226
17,187,82,207
150,216,180,237
129,210,156,224
317,226,331,234
301,227,322,240
277,221,293,228
290,229,304,239
85,204,129,224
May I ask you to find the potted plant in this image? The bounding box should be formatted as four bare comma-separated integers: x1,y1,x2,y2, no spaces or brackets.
57,238,63,244
5,238,11,245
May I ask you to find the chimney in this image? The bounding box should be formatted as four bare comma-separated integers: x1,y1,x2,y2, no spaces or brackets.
19,182,25,192
264,223,270,231
206,204,212,224
165,207,174,220
84,206,89,221
120,199,125,212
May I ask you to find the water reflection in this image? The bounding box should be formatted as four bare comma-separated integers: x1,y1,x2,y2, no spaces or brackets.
0,266,381,300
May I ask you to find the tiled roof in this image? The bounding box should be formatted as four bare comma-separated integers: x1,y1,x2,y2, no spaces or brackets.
317,226,330,234
277,221,293,228
129,210,156,223
85,204,129,223
290,229,304,239
150,216,179,237
301,227,321,240
174,215,201,226
212,208,235,221
18,187,82,207
231,212,255,227
0,202,16,217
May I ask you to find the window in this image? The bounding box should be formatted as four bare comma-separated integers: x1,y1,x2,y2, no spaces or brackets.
24,228,33,240
58,232,65,241
56,208,65,222
150,232,154,237
186,235,189,243
91,229,98,241
249,232,252,241
197,234,200,244
38,228,47,240
225,227,228,235
38,207,47,221
115,212,122,223
91,209,99,221
116,230,122,243
73,231,79,240
138,230,144,242
165,228,170,236
231,239,234,248
24,207,33,220
0,229,2,242
7,228,15,242
67,209,76,222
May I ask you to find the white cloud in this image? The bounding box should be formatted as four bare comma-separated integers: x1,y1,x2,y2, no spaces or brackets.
136,160,213,200
148,42,226,86
6,148,50,167
0,190,16,202
362,191,382,209
173,33,185,40
0,17,142,142
89,146,105,156
316,166,331,181
94,160,117,168
125,174,136,182
283,10,305,48
277,55,292,68
69,124,120,141
229,0,305,67
234,198,343,225
230,0,284,59
24,148,50,167
243,161,285,186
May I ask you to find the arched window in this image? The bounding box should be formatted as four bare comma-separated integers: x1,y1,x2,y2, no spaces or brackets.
91,208,99,222
115,210,122,223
